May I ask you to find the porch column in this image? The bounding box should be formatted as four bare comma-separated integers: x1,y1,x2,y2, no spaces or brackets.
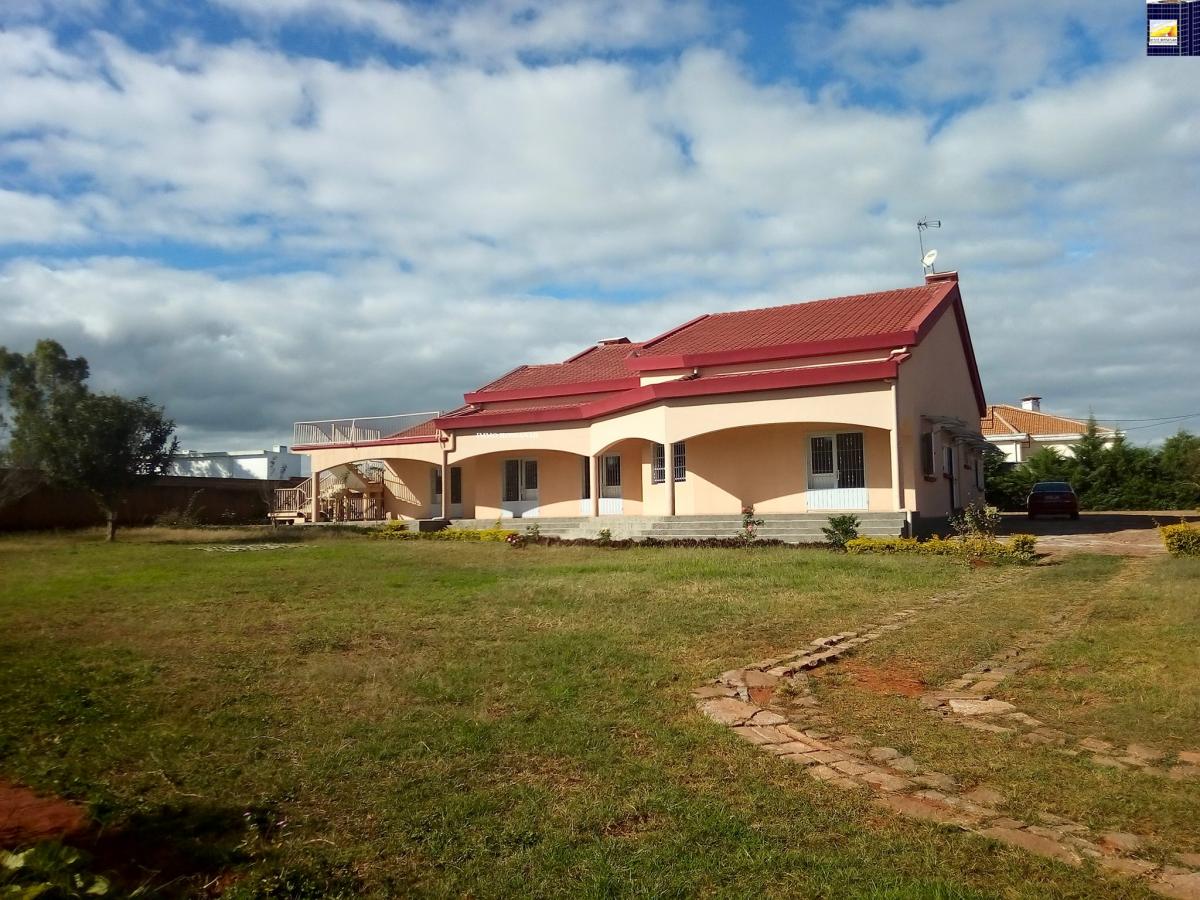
440,456,450,520
310,469,321,523
666,442,676,516
590,454,601,517
890,383,905,512
889,428,904,512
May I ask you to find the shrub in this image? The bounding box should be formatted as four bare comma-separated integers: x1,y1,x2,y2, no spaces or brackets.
846,533,1037,564
821,514,860,551
155,490,204,527
370,524,516,542
379,519,408,535
1008,533,1038,560
596,528,612,546
737,506,764,544
949,501,1002,539
506,532,527,548
524,523,541,540
1161,522,1200,557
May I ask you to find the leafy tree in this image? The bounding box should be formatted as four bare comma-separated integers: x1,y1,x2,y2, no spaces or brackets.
984,424,1200,513
0,339,178,540
1161,430,1200,495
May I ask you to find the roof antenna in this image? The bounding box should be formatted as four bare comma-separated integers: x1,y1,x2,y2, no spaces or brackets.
917,217,941,273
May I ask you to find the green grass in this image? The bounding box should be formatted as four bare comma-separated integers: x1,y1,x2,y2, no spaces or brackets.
0,531,1193,898
811,554,1200,860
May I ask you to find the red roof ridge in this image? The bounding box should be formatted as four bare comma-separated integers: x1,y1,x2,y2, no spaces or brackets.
637,314,711,353
990,406,1019,435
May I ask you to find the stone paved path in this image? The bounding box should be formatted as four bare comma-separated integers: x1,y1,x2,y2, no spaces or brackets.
694,592,1200,899
192,544,308,552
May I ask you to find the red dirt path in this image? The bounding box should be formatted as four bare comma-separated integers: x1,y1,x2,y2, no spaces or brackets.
0,780,88,847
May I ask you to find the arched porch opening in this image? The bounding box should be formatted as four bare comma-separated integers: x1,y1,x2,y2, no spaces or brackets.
657,422,895,516
448,448,593,519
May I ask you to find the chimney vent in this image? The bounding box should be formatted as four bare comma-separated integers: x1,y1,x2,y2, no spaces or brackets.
924,270,958,284
1021,395,1041,412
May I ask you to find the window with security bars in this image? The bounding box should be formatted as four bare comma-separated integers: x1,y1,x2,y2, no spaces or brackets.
835,432,865,489
651,443,687,483
581,457,591,498
450,467,462,504
672,441,686,482
810,435,834,476
921,432,935,478
602,454,621,497
431,467,443,496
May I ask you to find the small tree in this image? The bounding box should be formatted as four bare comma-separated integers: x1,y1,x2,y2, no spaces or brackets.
0,340,178,541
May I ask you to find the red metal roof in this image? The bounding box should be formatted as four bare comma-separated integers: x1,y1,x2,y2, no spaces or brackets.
631,283,951,368
472,340,643,394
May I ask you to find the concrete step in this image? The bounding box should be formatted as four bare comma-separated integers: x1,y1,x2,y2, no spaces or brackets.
448,514,906,543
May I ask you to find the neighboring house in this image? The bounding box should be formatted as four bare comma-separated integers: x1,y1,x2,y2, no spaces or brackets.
281,271,990,536
169,446,310,480
981,398,1119,464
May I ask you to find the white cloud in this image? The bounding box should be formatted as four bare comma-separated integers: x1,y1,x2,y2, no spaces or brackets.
216,0,715,60
0,15,1197,446
792,0,1132,103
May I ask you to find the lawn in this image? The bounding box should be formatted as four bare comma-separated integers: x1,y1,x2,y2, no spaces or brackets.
0,531,1196,898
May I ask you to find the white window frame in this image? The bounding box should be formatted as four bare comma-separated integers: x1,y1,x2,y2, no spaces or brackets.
601,453,622,499
806,430,868,510
503,457,539,502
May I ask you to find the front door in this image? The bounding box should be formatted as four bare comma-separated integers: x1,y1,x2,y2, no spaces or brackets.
502,458,539,517
449,466,463,518
807,432,868,510
600,453,623,514
431,467,443,518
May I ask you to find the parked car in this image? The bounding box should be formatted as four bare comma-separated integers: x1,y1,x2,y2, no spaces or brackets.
1027,481,1080,519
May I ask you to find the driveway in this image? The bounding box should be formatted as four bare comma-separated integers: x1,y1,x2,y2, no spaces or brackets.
999,511,1199,556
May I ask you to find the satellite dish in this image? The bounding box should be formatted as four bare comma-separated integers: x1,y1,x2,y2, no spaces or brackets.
922,249,938,270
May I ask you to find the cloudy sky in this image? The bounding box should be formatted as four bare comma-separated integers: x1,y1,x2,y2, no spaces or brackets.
1,0,1198,449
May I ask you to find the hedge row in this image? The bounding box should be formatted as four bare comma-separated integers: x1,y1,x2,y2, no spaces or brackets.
1161,523,1200,557
846,534,1038,563
370,522,517,542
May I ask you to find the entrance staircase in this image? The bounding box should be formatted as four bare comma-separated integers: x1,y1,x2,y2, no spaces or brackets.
271,462,387,522
450,513,907,543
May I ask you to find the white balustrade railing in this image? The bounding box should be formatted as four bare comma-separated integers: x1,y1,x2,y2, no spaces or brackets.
292,412,440,447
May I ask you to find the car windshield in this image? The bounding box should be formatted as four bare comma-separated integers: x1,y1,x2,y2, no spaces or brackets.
1032,482,1073,492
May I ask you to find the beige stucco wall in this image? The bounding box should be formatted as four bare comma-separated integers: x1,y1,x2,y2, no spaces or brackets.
896,305,985,518
451,424,591,462
589,381,895,453
381,458,438,520
306,442,443,472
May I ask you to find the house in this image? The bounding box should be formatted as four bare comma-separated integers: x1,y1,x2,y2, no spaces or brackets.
278,271,990,538
981,398,1119,464
169,446,310,480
